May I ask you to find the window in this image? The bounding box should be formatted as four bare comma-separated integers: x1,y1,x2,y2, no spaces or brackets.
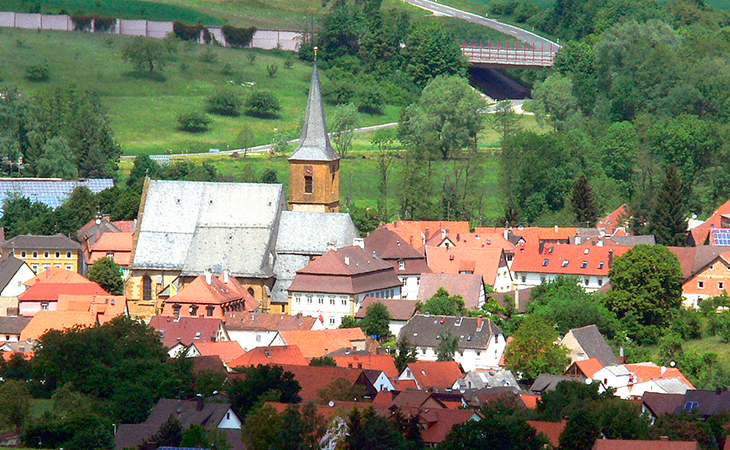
247,287,255,297
342,299,347,306
329,317,335,325
398,261,406,271
194,331,201,339
330,298,335,305
44,252,49,258
307,296,312,304
710,264,715,270
319,297,324,304
542,259,549,266
304,175,313,194
66,252,72,258
42,264,49,272
32,252,38,258
598,278,603,287
65,264,73,271
31,264,38,273
55,252,60,258
581,261,588,268
295,296,301,304
143,275,152,301
598,262,605,269
41,301,49,311
720,282,725,290
699,281,705,289
562,260,569,267
256,335,262,342
521,275,526,283
20,251,26,258
190,304,199,316
206,305,215,317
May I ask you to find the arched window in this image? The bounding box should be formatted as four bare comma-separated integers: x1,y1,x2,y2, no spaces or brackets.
189,304,199,316
247,287,255,298
143,275,152,301
206,305,215,317
173,303,181,320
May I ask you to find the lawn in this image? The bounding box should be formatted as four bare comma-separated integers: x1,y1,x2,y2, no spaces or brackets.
0,28,400,155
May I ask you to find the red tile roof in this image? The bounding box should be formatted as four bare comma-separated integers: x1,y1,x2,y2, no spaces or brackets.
56,294,127,324
624,363,695,389
434,232,516,254
592,440,700,450
521,394,540,409
354,297,418,322
365,228,427,260
278,328,370,359
245,364,372,402
19,282,110,302
166,274,259,311
20,310,96,340
425,246,506,286
598,204,629,235
193,341,245,362
419,409,481,445
333,353,398,378
417,273,484,310
573,358,604,378
688,198,730,246
24,267,88,287
149,316,223,348
528,421,566,447
511,244,631,277
382,221,471,250
403,361,464,390
228,345,308,368
224,312,319,332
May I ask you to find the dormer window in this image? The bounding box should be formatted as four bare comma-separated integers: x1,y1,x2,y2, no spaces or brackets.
581,261,588,268
542,259,549,266
194,331,202,339
598,262,605,269
562,260,569,267
190,304,199,316
399,260,406,271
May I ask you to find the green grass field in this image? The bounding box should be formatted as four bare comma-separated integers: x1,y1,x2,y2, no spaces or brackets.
0,27,402,155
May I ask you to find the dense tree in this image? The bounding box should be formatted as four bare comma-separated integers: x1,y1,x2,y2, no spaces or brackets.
440,408,548,450
0,194,56,239
399,75,484,160
227,365,301,417
604,244,683,330
402,21,466,87
394,337,418,373
54,186,97,237
310,356,337,367
151,415,184,447
36,136,78,179
121,36,175,75
361,302,392,340
330,103,359,158
531,74,582,132
503,316,569,382
559,407,601,450
372,130,397,219
419,288,467,316
436,329,459,361
0,379,31,434
537,380,610,422
127,154,159,189
347,406,414,450
648,165,687,246
87,257,124,295
491,99,521,141
270,404,326,450
318,377,367,403
571,175,599,226
242,405,281,450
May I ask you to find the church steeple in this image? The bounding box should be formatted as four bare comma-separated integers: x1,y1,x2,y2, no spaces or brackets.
288,62,341,213
288,64,341,162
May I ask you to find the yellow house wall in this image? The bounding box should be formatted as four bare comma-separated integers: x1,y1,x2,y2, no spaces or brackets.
288,160,339,212
4,249,80,273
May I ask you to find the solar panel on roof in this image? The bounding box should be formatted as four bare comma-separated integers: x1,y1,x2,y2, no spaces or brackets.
0,179,114,213
712,229,730,246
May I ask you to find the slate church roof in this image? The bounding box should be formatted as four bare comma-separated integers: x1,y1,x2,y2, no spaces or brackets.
288,64,340,162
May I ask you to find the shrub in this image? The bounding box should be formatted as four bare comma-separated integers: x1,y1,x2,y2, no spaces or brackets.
70,14,93,31
266,63,279,78
177,111,211,133
173,21,203,41
199,47,218,63
357,88,384,114
298,42,315,61
222,25,256,48
206,91,242,116
24,63,49,82
94,16,116,33
247,53,256,64
245,91,281,118
221,63,234,76
283,57,294,69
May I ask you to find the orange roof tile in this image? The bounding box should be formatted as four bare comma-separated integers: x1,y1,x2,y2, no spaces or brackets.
521,394,540,409
624,363,695,389
598,204,629,235
574,358,604,378
527,420,566,447
19,282,110,302
511,244,631,277
193,341,245,362
333,354,398,378
20,310,96,340
419,409,481,445
24,267,88,287
278,328,369,359
90,232,133,253
404,361,464,390
435,232,516,253
228,345,308,368
392,379,418,390
425,246,506,285
382,221,471,250
1,350,33,361
56,294,127,324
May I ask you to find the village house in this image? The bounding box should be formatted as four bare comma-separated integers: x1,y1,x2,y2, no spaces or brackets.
354,297,418,337
159,270,259,321
591,362,694,399
561,324,619,367
149,316,229,356
397,360,464,390
0,256,36,315
224,311,323,351
511,243,631,292
1,234,82,274
115,398,244,450
425,245,512,292
687,197,730,246
417,273,487,311
288,244,403,328
382,221,471,251
452,368,519,390
182,340,245,363
670,246,730,308
640,392,685,424
77,216,134,277
364,228,432,300
277,327,372,360
399,314,506,371
331,351,399,379
0,316,31,342
17,275,109,317
432,229,517,265
127,65,355,318
228,345,309,368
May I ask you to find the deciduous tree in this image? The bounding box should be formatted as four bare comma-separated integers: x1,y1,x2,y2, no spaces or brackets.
503,316,569,382
361,302,392,341
87,257,124,295
330,103,359,158
0,379,31,434
419,288,467,316
121,36,175,75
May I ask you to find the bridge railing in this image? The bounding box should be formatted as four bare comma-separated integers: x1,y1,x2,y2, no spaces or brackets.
461,39,559,66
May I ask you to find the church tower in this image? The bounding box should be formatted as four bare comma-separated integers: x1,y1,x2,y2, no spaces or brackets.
288,63,340,213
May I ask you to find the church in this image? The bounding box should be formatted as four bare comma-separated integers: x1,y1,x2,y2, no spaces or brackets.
124,64,358,318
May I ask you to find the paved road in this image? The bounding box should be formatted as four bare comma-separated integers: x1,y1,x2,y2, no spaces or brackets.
401,0,560,49
121,122,399,161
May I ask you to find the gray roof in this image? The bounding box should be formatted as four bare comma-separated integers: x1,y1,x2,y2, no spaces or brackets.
288,65,340,162
0,178,113,211
1,233,81,250
530,374,585,393
417,273,484,310
681,389,730,416
453,369,518,390
271,254,310,304
132,180,285,278
0,316,32,335
566,324,618,366
275,211,359,255
0,256,26,292
398,314,502,351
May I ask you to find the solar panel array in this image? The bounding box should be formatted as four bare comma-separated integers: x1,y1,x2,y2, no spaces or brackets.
712,228,730,246
0,179,114,211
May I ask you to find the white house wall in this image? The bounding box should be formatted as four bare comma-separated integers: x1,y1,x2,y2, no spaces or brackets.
227,329,279,351
0,264,35,297
400,275,420,300
217,408,242,429
412,334,506,372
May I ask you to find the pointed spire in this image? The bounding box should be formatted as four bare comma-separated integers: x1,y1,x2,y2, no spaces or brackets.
288,64,341,162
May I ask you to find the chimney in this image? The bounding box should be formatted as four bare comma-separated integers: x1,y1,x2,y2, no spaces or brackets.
608,249,615,267
344,256,350,266
205,269,212,285
394,221,398,228
223,269,230,284
477,316,483,331
441,229,447,240
196,395,205,411
353,238,365,249
327,242,337,252
661,366,667,375
539,241,545,254
554,225,559,233
503,229,509,241
456,233,460,242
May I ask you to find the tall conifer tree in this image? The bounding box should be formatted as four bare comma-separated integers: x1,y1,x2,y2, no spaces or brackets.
571,174,598,226
649,165,687,246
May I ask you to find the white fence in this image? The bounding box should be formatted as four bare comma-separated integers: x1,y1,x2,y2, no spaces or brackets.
0,11,306,51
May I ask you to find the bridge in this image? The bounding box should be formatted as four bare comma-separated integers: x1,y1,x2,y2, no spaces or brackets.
461,39,559,68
